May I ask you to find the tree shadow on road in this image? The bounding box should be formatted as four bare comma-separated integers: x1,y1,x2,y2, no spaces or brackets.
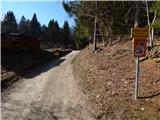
1,48,71,91
21,57,65,79
1,48,70,78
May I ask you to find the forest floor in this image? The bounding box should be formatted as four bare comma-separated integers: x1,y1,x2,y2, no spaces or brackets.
74,39,160,120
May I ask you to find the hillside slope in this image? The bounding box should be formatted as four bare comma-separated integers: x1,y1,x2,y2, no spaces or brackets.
74,40,160,119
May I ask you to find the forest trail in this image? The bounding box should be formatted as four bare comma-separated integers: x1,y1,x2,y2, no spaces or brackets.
1,51,95,120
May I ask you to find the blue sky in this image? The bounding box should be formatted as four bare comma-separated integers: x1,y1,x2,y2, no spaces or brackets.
1,0,75,28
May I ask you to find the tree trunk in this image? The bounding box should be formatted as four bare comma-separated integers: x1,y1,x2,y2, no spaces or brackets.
150,11,157,48
93,16,97,52
151,28,154,47
134,2,140,28
146,1,152,48
92,1,97,53
102,32,105,48
99,21,105,48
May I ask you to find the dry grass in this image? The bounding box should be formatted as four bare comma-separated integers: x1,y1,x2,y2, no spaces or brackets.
74,40,160,119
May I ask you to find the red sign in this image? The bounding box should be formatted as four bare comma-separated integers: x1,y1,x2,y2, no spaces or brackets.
133,39,147,57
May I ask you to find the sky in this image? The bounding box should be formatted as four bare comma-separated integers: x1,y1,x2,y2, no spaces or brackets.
1,0,75,28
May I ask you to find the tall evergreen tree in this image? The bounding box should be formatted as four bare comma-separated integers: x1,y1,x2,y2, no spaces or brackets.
54,21,60,33
62,21,72,47
40,25,50,42
48,19,64,47
19,16,30,36
1,11,18,33
30,13,41,39
54,21,63,45
48,19,56,46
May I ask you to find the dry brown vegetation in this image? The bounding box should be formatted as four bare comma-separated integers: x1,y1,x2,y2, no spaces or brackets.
74,39,160,119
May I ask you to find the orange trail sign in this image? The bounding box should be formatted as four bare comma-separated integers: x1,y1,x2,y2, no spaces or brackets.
131,28,149,39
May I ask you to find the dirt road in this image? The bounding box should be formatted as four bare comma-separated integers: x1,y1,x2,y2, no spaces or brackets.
1,51,95,120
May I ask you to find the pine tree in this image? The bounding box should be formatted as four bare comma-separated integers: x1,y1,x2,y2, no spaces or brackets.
48,19,64,47
1,11,18,33
54,21,63,46
41,25,50,42
62,21,72,47
19,16,30,36
30,13,41,39
48,19,56,46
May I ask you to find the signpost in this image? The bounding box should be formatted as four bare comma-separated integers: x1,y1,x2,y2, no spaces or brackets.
131,28,148,39
131,28,148,100
133,39,147,57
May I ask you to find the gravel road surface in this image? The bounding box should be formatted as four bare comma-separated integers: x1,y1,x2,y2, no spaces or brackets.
1,51,95,120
